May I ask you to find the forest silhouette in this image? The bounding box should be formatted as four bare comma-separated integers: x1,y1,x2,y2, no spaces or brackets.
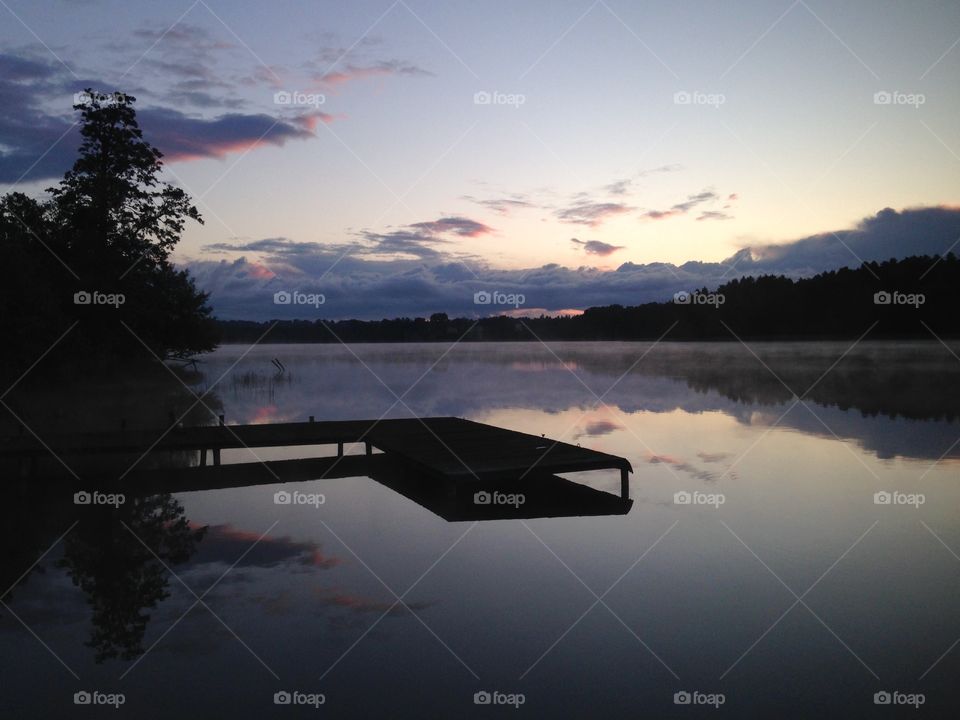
218,253,958,343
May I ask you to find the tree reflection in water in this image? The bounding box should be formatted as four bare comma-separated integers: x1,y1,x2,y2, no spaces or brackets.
57,493,206,663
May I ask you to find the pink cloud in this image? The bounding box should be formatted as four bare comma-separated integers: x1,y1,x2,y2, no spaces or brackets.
314,61,432,89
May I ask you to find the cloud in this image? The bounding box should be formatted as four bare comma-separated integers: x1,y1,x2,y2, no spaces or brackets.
0,52,55,82
340,215,494,260
697,451,733,463
643,209,681,220
571,238,625,256
556,201,633,227
314,587,433,615
604,179,632,195
638,164,683,177
605,165,682,196
646,451,719,483
358,229,449,259
409,216,493,237
581,419,624,436
190,523,342,569
139,107,330,161
697,210,733,221
672,191,717,212
314,60,432,88
185,205,960,320
641,189,735,221
461,194,534,215
0,48,326,181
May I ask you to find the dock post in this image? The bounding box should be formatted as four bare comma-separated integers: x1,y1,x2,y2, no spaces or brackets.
337,441,343,457
213,448,221,466
365,442,372,457
620,467,629,499
199,448,207,467
218,414,224,426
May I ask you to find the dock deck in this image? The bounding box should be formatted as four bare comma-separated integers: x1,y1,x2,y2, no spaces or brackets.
2,416,633,497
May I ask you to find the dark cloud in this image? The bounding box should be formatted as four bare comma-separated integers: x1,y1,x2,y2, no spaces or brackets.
137,107,328,161
580,420,624,437
571,238,625,256
0,52,56,82
0,47,327,181
358,229,449,259
343,215,494,260
186,206,960,320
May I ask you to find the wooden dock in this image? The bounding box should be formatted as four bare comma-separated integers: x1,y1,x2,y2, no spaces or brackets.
2,416,633,499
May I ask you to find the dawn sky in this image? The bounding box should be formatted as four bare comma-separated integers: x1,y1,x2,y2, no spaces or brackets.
2,0,959,317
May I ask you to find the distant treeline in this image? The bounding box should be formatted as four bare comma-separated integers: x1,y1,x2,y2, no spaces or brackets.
217,254,959,343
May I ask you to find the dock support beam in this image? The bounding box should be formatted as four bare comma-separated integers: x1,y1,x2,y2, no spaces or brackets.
365,442,372,457
620,467,629,499
213,448,221,466
199,448,206,467
337,441,343,457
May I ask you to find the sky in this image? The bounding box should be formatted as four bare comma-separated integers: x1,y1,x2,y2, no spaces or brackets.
1,0,959,319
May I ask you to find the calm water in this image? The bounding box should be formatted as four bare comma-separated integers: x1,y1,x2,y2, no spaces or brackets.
3,341,959,718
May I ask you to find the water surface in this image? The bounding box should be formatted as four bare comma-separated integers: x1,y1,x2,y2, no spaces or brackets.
3,341,959,718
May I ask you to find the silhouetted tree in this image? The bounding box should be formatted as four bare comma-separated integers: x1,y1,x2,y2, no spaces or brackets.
0,90,218,378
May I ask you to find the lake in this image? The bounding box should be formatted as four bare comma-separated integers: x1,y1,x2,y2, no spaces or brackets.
2,341,959,718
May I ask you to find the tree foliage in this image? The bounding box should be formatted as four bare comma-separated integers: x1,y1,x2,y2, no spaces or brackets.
0,90,218,377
